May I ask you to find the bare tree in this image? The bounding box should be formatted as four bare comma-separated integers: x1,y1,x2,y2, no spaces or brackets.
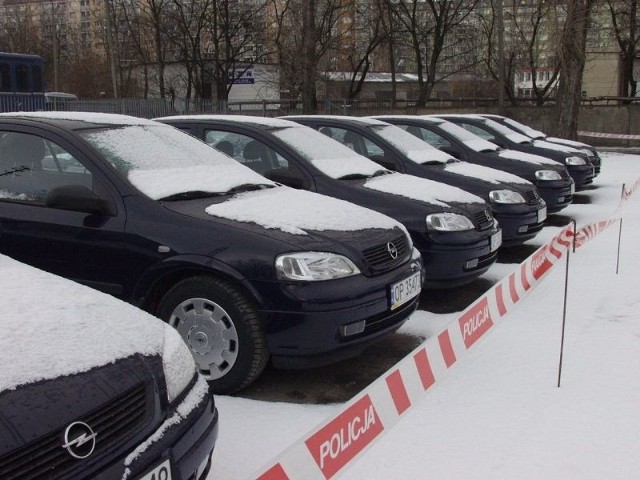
344,1,387,101
272,0,349,113
385,0,480,107
554,0,596,138
606,0,639,100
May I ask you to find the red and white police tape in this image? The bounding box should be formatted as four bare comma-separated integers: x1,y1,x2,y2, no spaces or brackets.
253,178,640,480
578,131,640,141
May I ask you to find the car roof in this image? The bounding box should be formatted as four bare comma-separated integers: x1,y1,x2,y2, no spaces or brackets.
0,111,158,130
284,115,389,126
156,114,298,129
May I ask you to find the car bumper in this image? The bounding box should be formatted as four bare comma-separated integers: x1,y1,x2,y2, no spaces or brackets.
415,229,501,288
493,204,546,246
95,380,219,480
255,258,423,366
536,181,574,212
568,164,595,190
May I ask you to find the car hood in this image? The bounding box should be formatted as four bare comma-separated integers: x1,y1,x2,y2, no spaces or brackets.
443,162,532,186
201,186,405,236
532,139,582,154
362,172,485,208
497,149,562,167
0,254,170,392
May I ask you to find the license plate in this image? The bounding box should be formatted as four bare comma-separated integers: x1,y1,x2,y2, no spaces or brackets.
390,271,421,310
490,230,502,252
137,459,172,480
537,206,547,223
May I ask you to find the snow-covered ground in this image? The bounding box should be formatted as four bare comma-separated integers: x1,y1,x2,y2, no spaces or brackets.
210,151,640,480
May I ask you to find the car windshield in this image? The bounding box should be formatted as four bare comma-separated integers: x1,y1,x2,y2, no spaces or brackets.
369,124,453,164
270,125,382,179
480,118,531,143
503,118,546,139
436,121,499,153
80,124,274,200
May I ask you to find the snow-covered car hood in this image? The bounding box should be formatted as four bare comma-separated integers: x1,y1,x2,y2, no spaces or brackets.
204,186,405,235
497,149,562,167
443,162,531,185
532,139,583,154
0,255,181,392
363,172,484,207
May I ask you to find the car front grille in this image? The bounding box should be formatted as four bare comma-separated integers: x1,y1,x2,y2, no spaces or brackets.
525,189,541,205
474,208,494,231
0,383,150,480
363,234,410,273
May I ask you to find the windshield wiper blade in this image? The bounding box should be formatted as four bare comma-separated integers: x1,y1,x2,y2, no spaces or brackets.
338,173,371,180
226,183,275,195
372,169,393,177
159,190,220,201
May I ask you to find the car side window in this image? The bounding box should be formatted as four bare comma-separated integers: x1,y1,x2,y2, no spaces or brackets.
458,123,496,142
204,129,306,187
400,125,451,149
0,131,94,206
325,127,395,170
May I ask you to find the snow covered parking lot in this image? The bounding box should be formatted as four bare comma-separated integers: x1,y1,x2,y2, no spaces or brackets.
211,151,640,480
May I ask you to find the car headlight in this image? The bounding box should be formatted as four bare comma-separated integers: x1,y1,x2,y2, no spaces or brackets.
426,213,475,231
489,189,525,204
565,156,587,166
579,148,594,157
162,326,197,403
535,169,562,181
276,252,360,281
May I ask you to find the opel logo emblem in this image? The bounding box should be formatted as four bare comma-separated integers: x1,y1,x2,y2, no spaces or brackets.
387,242,398,260
62,421,97,459
485,210,492,222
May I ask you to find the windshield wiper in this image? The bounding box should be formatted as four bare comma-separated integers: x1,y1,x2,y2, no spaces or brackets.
372,169,392,177
338,173,371,180
159,190,220,201
225,183,275,195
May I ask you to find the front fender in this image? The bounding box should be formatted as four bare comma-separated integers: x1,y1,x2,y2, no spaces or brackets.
131,254,265,313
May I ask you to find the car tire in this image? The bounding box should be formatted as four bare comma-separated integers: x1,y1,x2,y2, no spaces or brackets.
157,275,268,394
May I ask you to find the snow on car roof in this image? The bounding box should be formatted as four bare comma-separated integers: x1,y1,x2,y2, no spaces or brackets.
285,115,389,126
205,187,408,235
0,254,172,392
0,111,157,126
156,114,296,129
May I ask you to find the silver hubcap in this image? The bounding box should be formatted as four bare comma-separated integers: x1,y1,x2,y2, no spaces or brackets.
169,297,239,380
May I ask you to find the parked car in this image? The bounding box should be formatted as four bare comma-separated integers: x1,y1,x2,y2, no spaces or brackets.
297,114,547,246
0,112,423,393
157,115,502,288
386,115,575,213
480,114,602,176
0,253,218,480
434,114,595,190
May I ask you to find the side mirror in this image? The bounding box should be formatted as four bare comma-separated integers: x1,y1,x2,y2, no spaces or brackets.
45,185,113,216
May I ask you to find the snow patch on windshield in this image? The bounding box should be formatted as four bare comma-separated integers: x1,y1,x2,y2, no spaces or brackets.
364,173,484,206
205,187,405,235
444,162,531,185
82,125,272,199
373,125,454,164
272,125,381,178
0,254,168,391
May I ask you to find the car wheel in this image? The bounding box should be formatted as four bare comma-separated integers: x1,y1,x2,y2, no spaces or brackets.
157,276,268,393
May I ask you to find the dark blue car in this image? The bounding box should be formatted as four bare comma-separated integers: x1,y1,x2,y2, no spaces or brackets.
157,115,502,288
0,112,422,393
0,254,218,480
290,115,548,246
